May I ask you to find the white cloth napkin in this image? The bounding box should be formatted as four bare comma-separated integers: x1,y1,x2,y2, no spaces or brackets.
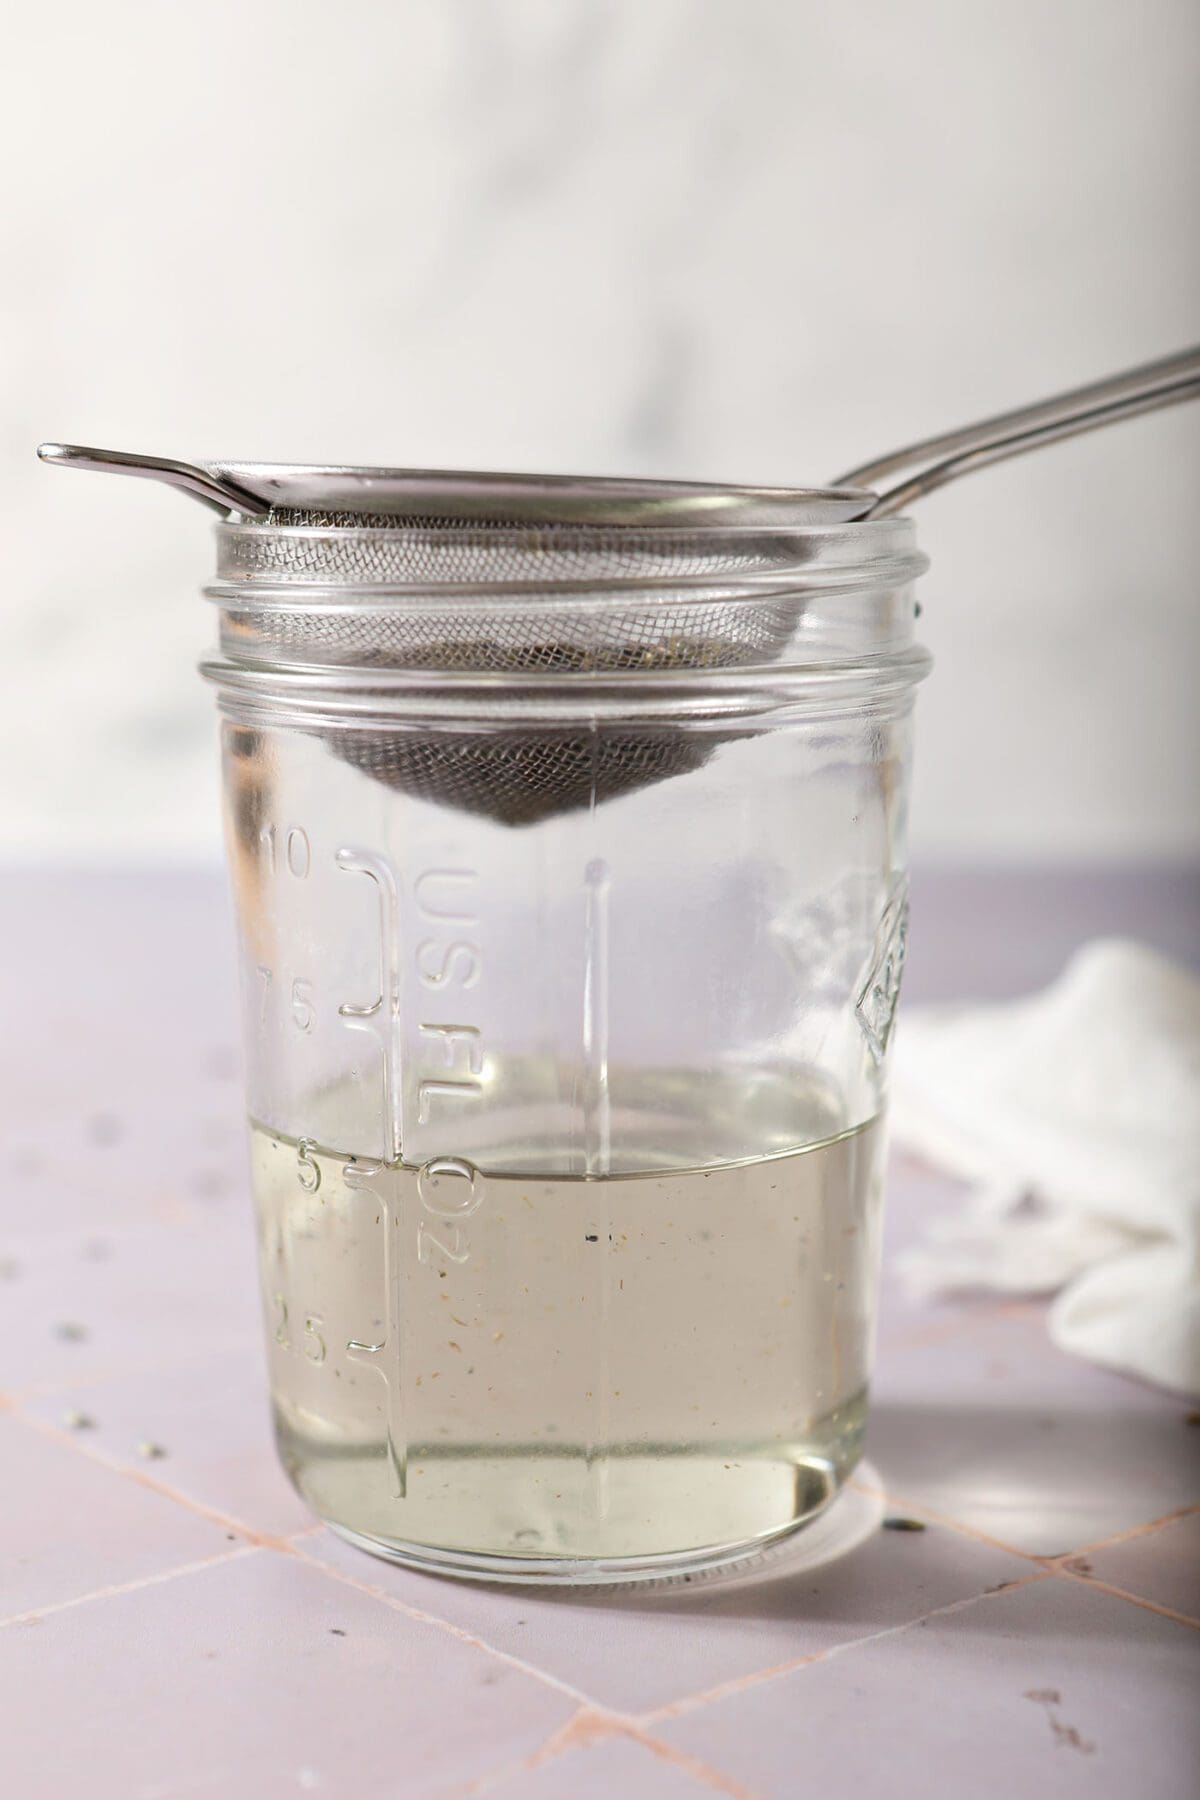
890,939,1200,1397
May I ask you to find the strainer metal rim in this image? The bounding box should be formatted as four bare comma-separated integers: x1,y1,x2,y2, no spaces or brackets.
207,462,875,526
202,557,929,605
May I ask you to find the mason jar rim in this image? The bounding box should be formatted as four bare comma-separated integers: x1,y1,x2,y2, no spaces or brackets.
202,510,930,722
201,646,933,728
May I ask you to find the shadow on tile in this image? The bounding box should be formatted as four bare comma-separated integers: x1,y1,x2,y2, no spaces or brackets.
864,1398,1200,1555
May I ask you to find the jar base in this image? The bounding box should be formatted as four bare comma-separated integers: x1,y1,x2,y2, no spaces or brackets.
319,1479,845,1588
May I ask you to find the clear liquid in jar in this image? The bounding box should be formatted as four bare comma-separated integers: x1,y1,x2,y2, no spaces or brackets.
250,1079,884,1578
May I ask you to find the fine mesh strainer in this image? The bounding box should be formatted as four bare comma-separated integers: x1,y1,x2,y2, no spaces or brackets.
38,345,1200,823
216,511,835,823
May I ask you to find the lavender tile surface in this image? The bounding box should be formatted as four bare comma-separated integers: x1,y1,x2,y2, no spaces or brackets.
0,867,1196,1798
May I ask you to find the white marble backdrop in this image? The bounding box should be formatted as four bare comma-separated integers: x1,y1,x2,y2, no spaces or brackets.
3,0,1198,859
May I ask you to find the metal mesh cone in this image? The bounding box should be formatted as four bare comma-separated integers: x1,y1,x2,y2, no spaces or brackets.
226,508,803,824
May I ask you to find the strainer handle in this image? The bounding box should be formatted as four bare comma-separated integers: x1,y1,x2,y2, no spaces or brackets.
35,442,271,517
836,346,1200,518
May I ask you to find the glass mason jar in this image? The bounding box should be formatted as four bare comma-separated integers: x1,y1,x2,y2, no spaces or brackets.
202,484,930,1583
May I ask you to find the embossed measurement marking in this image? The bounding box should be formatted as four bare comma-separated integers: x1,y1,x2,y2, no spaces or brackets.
259,822,311,879
343,1156,406,1497
255,821,317,1035
413,867,486,1203
335,848,402,1158
416,1155,483,1266
330,854,491,1496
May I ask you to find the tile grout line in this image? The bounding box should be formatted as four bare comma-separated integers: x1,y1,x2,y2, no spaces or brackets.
634,1527,1200,1732
5,1398,1069,1756
12,1393,1196,1716
846,1483,1049,1564
295,1544,753,1798
0,1545,260,1632
619,1724,764,1798
443,1709,619,1800
851,1482,1200,1571
9,1405,298,1550
640,1570,1053,1727
1048,1564,1200,1630
1055,1500,1200,1561
443,1703,762,1800
288,1539,788,1795
287,1541,607,1713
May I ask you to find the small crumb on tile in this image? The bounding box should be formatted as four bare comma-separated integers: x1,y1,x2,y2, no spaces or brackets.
1024,1689,1094,1754
137,1440,168,1460
63,1410,94,1430
1185,1410,1200,1427
882,1516,927,1533
55,1322,88,1342
330,1628,346,1637
1049,1719,1094,1755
